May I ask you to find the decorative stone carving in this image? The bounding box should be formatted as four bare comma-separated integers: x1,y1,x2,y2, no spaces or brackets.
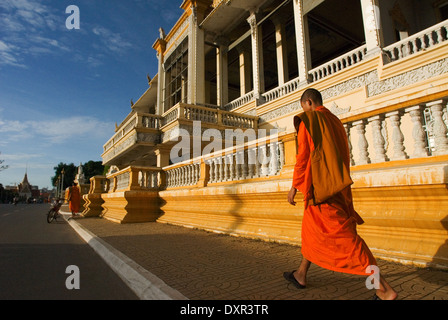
353,120,370,165
405,105,429,158
386,111,408,160
427,100,448,155
369,115,388,163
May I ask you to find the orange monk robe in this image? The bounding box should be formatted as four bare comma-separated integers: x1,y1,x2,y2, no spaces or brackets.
68,185,81,214
293,106,377,276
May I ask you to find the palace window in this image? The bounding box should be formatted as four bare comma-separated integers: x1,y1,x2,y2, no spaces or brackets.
163,37,188,112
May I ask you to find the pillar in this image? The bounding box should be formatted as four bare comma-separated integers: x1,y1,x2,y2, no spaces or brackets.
293,0,311,85
272,17,289,85
238,45,252,96
360,0,384,56
247,11,264,101
216,37,229,107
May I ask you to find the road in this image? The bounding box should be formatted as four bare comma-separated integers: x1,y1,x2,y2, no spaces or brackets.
0,203,138,300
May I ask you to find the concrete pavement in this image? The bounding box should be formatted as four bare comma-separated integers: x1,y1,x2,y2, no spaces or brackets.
60,207,448,301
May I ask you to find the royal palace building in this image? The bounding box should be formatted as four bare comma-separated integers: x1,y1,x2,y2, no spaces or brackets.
83,0,448,270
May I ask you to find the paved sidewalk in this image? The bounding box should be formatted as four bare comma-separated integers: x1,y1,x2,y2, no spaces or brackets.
64,212,448,300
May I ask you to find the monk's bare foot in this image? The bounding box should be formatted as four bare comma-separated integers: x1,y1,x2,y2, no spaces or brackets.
375,289,398,300
293,270,307,287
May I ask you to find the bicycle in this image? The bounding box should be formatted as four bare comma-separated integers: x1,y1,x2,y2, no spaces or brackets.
47,199,63,223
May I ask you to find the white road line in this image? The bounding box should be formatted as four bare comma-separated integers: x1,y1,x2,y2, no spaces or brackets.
61,211,188,300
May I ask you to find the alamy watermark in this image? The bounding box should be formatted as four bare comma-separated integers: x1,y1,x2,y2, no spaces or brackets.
169,121,279,165
65,265,80,290
365,265,380,290
66,5,80,30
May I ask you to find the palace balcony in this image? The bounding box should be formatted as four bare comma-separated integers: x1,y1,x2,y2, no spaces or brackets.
102,103,258,168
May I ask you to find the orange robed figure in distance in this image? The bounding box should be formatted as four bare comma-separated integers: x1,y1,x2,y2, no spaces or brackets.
68,182,81,217
285,88,397,300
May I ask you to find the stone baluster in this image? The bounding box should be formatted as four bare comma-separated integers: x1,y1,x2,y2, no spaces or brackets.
405,105,429,158
278,141,285,170
353,120,370,165
218,156,224,182
343,123,355,166
269,142,279,175
259,145,269,176
242,150,249,179
386,111,408,160
227,154,235,181
247,148,256,178
208,160,215,183
368,115,388,163
427,100,448,155
176,168,180,187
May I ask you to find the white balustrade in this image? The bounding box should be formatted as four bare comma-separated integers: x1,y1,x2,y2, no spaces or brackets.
165,163,201,188
308,45,367,82
206,140,284,184
346,98,448,166
262,78,301,103
224,91,254,111
383,19,448,63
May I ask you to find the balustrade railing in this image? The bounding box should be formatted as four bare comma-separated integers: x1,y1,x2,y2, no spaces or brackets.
308,45,368,82
163,133,285,189
262,78,301,103
104,166,162,192
344,98,448,166
103,112,160,153
161,102,258,129
224,91,254,111
383,19,448,63
165,162,201,188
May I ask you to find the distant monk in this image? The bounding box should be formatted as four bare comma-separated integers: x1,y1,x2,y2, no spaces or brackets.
68,182,81,217
285,88,397,300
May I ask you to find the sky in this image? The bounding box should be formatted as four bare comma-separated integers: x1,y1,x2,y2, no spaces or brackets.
0,0,184,189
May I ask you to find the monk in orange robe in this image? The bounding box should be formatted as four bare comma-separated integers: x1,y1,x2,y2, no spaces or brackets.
68,182,81,217
286,88,397,300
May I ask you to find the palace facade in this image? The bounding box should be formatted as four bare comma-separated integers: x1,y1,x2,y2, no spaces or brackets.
83,0,448,270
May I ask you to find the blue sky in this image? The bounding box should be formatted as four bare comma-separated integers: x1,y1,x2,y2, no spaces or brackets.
0,0,183,189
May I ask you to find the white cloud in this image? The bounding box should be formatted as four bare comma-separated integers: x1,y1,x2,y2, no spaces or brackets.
0,0,66,68
92,26,133,55
0,116,113,145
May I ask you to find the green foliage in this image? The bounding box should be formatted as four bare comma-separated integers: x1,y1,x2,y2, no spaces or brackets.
51,161,105,188
82,160,105,181
52,163,77,189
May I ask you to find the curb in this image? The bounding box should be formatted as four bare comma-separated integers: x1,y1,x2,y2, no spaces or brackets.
60,211,188,300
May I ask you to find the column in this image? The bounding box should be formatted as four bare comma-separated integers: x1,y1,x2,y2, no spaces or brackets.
272,17,289,86
247,11,264,101
360,0,384,56
184,1,208,105
216,37,229,107
386,111,408,160
353,120,370,165
153,35,166,115
427,100,448,155
405,105,429,158
343,123,355,166
368,115,388,163
293,0,311,85
238,45,252,96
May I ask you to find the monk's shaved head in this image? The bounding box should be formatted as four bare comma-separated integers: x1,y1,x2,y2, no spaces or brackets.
300,88,323,106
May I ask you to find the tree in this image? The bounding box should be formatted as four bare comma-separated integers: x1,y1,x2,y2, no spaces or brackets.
51,163,77,190
0,152,8,172
82,161,105,181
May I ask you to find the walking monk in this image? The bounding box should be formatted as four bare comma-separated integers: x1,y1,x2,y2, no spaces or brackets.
285,88,397,300
68,182,81,218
